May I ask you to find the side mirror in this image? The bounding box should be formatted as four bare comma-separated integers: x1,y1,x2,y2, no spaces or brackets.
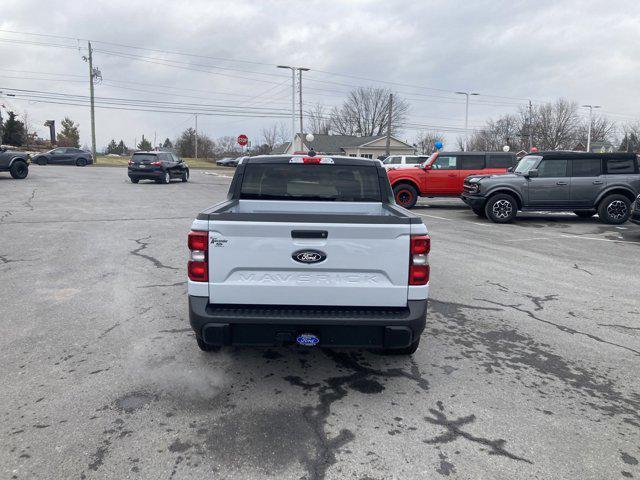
526,169,539,178
507,166,514,173
423,164,432,170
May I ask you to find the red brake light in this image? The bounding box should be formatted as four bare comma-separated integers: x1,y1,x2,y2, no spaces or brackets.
188,230,208,282
409,234,430,286
302,157,321,164
128,160,133,166
150,161,162,166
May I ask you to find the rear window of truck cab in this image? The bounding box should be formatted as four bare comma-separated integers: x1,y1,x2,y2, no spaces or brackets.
239,163,382,202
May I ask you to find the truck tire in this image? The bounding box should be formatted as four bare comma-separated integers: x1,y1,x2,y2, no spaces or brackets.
574,210,596,218
9,160,29,179
485,193,517,223
393,184,418,209
196,336,221,352
598,194,631,224
76,157,87,167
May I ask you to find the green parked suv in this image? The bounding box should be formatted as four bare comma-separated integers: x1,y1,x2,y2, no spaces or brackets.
461,152,639,224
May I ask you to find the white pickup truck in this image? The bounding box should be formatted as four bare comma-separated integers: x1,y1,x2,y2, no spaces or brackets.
187,155,430,355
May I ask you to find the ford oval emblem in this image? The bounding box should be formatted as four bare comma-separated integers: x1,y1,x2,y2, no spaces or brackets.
296,333,320,346
292,249,326,264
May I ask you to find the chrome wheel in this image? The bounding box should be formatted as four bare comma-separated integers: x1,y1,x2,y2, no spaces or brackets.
492,199,513,219
607,200,628,220
164,172,170,184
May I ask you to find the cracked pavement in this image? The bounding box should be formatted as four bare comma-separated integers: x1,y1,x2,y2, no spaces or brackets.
1,165,639,479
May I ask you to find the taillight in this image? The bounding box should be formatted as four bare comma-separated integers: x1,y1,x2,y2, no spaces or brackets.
188,230,208,282
409,235,430,285
128,160,133,166
150,161,162,166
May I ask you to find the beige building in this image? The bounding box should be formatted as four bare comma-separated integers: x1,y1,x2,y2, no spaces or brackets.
271,134,415,158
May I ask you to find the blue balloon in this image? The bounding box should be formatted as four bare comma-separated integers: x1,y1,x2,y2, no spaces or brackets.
434,141,443,150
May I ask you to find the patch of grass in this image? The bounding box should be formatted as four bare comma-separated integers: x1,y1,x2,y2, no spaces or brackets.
94,156,232,170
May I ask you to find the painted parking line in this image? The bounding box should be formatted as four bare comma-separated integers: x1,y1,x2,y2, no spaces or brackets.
414,213,452,221
504,237,556,242
559,234,636,243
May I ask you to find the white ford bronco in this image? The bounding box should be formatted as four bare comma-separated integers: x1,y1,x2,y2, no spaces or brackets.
187,155,429,355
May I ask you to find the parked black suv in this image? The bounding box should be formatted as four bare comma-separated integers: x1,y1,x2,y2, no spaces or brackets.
128,151,189,184
0,147,30,179
461,152,640,224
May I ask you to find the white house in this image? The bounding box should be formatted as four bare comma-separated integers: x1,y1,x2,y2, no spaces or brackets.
271,133,415,158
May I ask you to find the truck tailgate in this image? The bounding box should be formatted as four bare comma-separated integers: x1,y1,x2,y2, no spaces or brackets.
208,221,410,307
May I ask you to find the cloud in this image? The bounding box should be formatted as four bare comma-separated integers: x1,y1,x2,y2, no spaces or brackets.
1,0,639,149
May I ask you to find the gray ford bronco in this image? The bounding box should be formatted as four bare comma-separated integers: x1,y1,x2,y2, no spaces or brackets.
461,152,640,224
0,146,30,179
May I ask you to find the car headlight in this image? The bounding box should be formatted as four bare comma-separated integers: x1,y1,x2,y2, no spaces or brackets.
468,183,480,193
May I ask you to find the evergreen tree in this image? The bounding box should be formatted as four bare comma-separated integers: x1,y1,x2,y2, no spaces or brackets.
106,139,118,154
162,138,173,149
57,117,80,147
2,111,25,146
117,140,128,155
137,135,152,151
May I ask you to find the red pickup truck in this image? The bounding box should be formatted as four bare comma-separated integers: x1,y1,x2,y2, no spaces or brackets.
387,151,517,208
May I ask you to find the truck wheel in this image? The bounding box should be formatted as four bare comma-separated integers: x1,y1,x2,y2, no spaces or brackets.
574,210,596,218
196,336,221,352
393,184,418,209
384,338,420,355
9,160,29,179
76,158,87,167
598,194,631,224
485,193,517,223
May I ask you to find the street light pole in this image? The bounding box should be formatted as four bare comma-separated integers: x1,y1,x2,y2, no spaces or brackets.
278,65,309,152
581,104,601,152
455,91,479,151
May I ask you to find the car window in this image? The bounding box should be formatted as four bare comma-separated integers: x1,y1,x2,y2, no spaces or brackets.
487,154,515,168
537,159,568,177
53,148,66,154
383,156,401,164
131,153,158,163
431,156,457,170
460,155,485,170
605,157,636,174
405,156,421,164
240,164,381,202
571,158,602,177
171,153,181,162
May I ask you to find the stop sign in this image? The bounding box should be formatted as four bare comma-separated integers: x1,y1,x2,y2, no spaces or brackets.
237,134,248,146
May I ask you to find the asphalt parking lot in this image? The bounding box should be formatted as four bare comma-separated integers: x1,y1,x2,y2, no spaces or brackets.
2,165,639,480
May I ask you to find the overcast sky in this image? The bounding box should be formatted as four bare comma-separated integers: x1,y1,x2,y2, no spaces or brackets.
2,0,639,150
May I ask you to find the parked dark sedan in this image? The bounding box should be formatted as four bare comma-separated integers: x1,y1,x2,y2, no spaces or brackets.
128,151,189,184
216,156,243,167
32,147,93,166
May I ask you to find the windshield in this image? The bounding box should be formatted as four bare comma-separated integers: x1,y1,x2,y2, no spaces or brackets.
514,155,541,174
239,164,382,202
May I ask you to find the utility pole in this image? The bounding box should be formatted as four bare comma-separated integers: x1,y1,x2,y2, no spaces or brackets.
299,69,304,138
278,66,309,152
581,104,601,152
87,42,97,164
528,100,533,152
455,91,479,151
385,93,393,156
194,114,198,160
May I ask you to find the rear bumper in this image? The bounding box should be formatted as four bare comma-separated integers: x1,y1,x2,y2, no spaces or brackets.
128,169,163,180
188,296,428,349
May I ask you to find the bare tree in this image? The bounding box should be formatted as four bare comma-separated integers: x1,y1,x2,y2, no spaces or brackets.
533,98,579,150
306,103,331,134
467,114,522,151
261,122,291,151
576,114,616,146
619,121,640,152
415,131,445,154
330,87,409,136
